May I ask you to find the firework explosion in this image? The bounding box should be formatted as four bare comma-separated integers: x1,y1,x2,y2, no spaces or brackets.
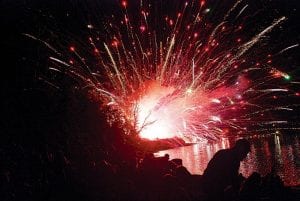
27,0,299,142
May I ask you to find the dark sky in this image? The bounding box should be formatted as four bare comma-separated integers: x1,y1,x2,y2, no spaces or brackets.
1,0,299,79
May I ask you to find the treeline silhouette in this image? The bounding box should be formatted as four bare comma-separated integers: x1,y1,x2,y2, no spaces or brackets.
2,84,299,201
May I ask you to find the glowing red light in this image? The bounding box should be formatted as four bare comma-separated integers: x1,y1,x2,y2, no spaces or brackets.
272,72,281,78
140,25,146,32
112,40,119,47
121,0,127,8
124,16,129,23
94,48,99,54
69,46,75,52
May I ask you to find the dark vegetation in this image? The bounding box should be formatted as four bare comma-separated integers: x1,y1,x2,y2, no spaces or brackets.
1,86,299,200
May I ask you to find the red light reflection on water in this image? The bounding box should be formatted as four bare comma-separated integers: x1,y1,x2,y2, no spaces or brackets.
155,135,300,186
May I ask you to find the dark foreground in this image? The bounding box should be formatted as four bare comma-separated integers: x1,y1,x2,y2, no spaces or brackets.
2,142,299,201
2,88,299,201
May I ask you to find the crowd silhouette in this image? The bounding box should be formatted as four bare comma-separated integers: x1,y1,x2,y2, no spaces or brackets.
2,89,298,201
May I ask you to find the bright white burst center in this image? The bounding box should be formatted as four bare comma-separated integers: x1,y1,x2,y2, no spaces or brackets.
136,84,179,140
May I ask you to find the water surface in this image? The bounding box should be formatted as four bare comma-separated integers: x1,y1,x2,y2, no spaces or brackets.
156,134,300,186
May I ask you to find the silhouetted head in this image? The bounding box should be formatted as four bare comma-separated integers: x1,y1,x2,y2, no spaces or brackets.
234,139,251,161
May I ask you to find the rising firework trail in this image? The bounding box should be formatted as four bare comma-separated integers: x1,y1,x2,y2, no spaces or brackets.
26,0,299,142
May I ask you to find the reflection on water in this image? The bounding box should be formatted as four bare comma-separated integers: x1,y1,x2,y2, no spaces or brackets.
155,134,300,186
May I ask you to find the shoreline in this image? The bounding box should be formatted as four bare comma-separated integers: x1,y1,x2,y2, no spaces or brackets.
138,137,196,153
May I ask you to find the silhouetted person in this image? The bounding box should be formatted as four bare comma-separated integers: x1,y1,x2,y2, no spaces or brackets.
239,172,261,201
202,139,251,200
